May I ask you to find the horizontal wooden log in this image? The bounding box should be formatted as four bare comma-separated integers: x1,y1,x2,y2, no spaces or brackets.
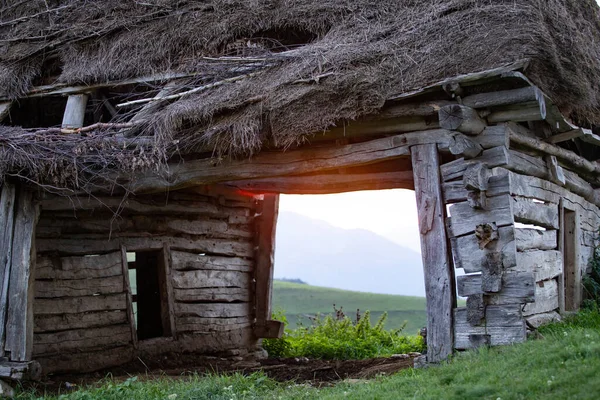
470,125,510,149
36,251,122,280
526,311,561,328
34,310,128,333
512,197,559,229
523,279,559,316
171,251,253,272
515,228,557,251
174,288,251,303
0,361,41,381
38,345,134,375
438,104,486,135
456,271,534,303
487,102,543,123
454,304,526,350
172,270,251,290
37,236,254,258
447,195,514,238
515,250,562,282
34,294,126,315
35,275,124,297
224,170,414,194
462,87,539,109
175,316,252,327
442,173,510,203
33,325,131,356
441,146,509,182
317,116,442,141
451,225,516,273
175,302,251,318
177,322,253,333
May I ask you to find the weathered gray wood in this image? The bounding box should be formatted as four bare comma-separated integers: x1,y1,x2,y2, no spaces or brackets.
172,270,251,289
454,305,526,350
33,325,131,356
487,102,543,123
563,210,582,312
507,150,548,180
439,105,486,135
514,250,562,282
466,294,485,326
170,251,253,272
441,146,509,182
546,129,583,144
160,244,177,339
176,316,253,333
523,279,559,316
5,189,39,361
61,94,89,129
463,163,489,191
451,225,516,273
512,197,559,229
120,246,138,349
470,125,510,149
526,311,561,328
174,303,251,318
0,360,41,381
178,321,253,333
36,252,122,280
545,155,566,186
174,288,251,303
447,195,514,238
515,228,557,251
0,102,10,121
0,183,16,357
34,294,126,315
457,271,534,303
34,311,128,333
462,87,538,109
38,345,134,375
35,275,124,297
254,194,280,338
443,173,510,203
481,252,503,292
411,144,454,362
224,171,414,194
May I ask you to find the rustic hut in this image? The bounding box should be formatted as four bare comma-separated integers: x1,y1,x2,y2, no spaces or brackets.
0,0,599,386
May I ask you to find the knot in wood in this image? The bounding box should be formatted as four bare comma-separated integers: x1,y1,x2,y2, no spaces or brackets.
475,222,498,249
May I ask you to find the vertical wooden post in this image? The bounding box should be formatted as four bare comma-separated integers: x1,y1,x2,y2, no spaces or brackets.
411,144,454,363
563,208,581,312
120,246,138,349
159,244,177,340
5,188,39,361
0,183,16,357
62,94,88,129
254,194,284,339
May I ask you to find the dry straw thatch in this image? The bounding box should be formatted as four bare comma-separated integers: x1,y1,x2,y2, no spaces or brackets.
0,0,599,191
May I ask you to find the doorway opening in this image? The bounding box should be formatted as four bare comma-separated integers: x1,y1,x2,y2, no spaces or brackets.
126,250,172,340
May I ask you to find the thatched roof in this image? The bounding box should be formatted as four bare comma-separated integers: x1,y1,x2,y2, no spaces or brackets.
1,0,599,191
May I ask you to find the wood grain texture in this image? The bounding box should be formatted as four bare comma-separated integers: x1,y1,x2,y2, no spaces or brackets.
447,195,514,238
34,276,124,297
34,311,128,333
174,303,251,318
0,183,16,357
171,251,253,272
457,271,534,304
451,225,516,273
172,270,251,289
454,304,526,350
174,288,251,303
515,228,557,251
523,279,559,316
512,197,559,229
34,294,126,315
36,251,122,280
33,325,131,356
514,250,563,282
411,144,454,362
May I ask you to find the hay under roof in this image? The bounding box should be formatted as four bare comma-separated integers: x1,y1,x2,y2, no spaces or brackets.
0,0,599,191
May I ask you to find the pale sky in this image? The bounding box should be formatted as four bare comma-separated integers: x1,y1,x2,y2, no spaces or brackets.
279,189,422,253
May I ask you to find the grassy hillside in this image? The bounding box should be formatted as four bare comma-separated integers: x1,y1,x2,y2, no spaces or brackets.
272,280,427,334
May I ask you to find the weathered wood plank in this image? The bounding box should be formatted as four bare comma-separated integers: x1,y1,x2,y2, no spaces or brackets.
0,183,16,357
526,311,561,328
438,105,486,135
447,195,514,238
451,225,516,273
174,303,251,318
0,361,41,381
515,228,557,251
563,210,582,312
177,322,253,333
441,147,509,182
456,271,534,303
172,270,251,289
515,250,562,282
512,197,559,229
470,125,509,149
5,189,39,361
175,316,252,327
523,279,559,316
442,172,509,203
61,94,88,129
34,294,126,315
36,251,122,280
174,288,251,303
34,275,124,298
34,311,128,333
454,304,526,350
36,236,254,258
33,325,131,356
120,246,138,349
159,243,177,339
170,251,253,272
38,345,134,375
254,194,279,337
411,144,453,362
462,87,538,109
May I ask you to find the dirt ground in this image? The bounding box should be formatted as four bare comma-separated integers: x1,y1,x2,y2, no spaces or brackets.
27,353,421,394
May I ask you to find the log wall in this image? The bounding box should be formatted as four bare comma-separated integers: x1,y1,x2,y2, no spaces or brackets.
33,187,261,374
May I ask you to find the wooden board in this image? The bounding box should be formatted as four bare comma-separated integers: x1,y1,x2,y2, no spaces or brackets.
172,270,251,289
34,275,124,298
38,345,134,375
411,144,454,363
34,311,128,333
454,304,526,350
174,303,251,318
441,147,509,182
174,288,251,303
0,183,16,357
523,279,559,316
451,225,516,273
171,251,253,272
33,325,131,356
515,228,557,251
36,251,122,280
447,195,514,238
456,271,534,304
443,172,510,203
514,250,562,282
512,197,559,229
34,294,127,315
5,188,39,361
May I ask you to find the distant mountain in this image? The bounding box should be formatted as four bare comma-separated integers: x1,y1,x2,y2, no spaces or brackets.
274,211,425,297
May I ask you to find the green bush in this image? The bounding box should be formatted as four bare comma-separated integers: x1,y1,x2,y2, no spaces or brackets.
263,307,424,360
583,239,600,310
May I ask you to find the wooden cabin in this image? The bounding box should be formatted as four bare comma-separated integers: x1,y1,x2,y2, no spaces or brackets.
0,0,599,387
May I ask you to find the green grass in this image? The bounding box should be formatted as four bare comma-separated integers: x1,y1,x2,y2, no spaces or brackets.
19,310,600,399
273,281,427,334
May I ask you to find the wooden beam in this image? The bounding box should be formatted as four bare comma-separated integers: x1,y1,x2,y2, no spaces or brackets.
224,171,414,194
61,94,89,129
0,360,41,381
438,105,486,135
487,102,543,123
411,144,454,362
0,183,16,358
461,87,538,109
5,188,39,361
254,194,281,338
